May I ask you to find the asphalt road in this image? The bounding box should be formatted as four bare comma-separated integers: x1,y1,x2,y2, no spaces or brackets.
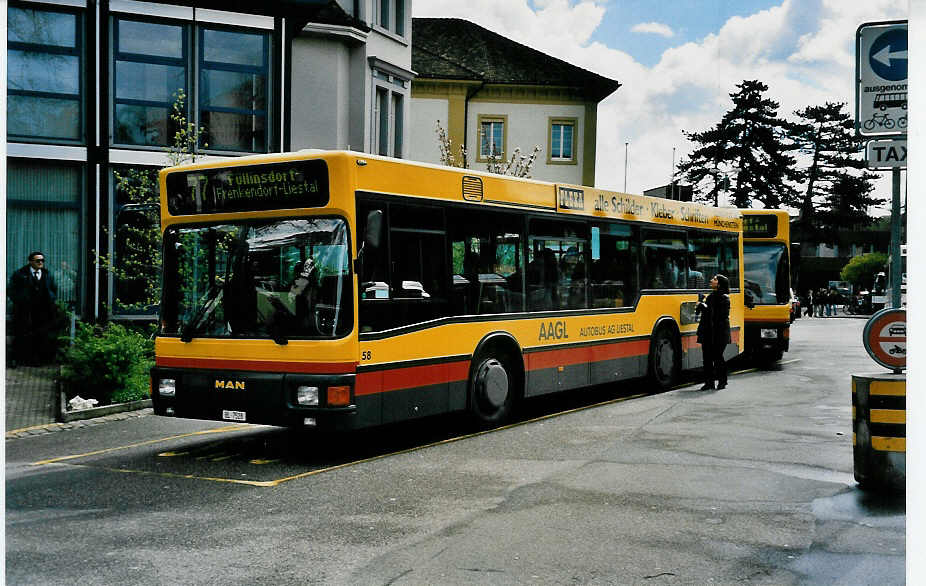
5,317,905,585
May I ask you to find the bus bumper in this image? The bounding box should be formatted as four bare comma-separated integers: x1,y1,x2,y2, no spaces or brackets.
150,367,361,430
745,323,790,354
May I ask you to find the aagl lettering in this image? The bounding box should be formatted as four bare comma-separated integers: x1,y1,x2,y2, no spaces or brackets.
539,320,569,341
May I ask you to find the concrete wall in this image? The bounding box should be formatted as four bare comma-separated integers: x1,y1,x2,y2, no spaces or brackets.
409,97,449,165
290,37,352,150
466,101,586,184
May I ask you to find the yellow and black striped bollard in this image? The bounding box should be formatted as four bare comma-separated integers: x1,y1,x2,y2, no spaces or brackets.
852,373,905,491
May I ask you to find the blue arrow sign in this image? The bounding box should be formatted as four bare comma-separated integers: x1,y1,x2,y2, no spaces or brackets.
869,29,907,81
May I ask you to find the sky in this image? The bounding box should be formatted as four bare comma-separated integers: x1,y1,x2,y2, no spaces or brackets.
411,0,909,210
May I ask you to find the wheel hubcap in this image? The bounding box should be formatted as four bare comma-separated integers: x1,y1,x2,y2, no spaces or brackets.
657,340,673,377
478,359,509,409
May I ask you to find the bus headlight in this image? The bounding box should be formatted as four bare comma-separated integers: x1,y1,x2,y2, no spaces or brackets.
158,378,176,397
296,386,319,406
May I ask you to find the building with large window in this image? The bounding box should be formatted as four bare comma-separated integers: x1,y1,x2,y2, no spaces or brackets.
7,0,412,320
408,18,620,185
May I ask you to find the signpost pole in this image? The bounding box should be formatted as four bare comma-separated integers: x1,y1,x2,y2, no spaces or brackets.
890,167,902,308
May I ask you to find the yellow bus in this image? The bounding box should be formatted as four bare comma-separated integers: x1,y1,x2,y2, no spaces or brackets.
151,151,744,429
742,209,791,363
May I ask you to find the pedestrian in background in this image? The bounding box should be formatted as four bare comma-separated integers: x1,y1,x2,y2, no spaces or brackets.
804,290,814,318
697,273,731,390
8,251,59,367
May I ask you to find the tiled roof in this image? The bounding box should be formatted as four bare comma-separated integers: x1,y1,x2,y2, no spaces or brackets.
412,18,620,101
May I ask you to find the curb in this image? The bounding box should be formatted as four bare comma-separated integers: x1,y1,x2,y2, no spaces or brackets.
57,389,152,423
6,408,154,440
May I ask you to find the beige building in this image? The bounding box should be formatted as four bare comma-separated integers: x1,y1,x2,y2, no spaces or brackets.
408,18,620,186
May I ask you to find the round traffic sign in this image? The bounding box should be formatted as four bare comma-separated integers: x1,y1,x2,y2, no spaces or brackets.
862,308,906,371
869,28,908,81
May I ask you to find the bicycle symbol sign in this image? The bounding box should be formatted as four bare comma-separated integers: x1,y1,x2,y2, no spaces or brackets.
857,21,908,137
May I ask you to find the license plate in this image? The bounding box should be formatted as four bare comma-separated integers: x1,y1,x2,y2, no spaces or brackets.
222,410,246,422
761,328,777,339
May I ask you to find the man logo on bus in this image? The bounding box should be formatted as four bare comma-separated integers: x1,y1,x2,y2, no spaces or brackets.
215,380,246,390
559,188,584,210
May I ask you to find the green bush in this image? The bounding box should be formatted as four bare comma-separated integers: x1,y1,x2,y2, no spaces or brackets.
59,322,154,405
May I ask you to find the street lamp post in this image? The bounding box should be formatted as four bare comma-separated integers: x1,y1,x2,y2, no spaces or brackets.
624,141,629,193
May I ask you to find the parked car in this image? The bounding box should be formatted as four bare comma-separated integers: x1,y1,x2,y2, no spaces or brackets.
790,288,800,322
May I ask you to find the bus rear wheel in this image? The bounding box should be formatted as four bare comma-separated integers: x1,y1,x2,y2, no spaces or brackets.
470,355,516,427
648,326,680,391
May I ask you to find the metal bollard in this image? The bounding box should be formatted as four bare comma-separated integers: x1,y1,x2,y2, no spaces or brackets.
852,373,905,491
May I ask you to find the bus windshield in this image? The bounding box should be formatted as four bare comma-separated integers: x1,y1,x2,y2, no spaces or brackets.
161,217,352,340
743,242,789,305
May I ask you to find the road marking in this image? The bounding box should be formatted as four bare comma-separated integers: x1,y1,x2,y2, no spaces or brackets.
64,463,278,488
253,392,651,487
31,425,250,466
28,359,803,485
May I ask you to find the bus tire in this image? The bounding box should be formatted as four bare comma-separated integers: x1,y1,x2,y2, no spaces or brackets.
648,325,680,391
469,353,517,427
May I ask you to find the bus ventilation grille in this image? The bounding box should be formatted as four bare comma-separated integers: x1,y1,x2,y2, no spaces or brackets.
462,176,484,202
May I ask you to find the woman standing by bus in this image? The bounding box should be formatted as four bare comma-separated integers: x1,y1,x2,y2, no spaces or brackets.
697,274,732,390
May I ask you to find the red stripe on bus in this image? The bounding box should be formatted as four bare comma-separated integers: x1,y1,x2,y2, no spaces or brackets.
155,356,356,374
527,339,650,371
355,360,470,396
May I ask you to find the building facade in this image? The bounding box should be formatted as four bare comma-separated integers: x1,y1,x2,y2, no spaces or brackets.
408,18,620,186
7,0,412,320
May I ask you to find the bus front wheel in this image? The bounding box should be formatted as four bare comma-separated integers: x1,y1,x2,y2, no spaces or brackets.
470,355,516,426
648,326,680,391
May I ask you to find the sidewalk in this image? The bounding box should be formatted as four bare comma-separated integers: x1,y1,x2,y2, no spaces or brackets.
5,364,153,438
5,365,58,433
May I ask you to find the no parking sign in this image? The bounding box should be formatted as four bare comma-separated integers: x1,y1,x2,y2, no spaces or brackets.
862,308,906,371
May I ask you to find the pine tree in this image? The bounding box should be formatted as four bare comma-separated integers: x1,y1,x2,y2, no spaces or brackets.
678,80,800,208
790,102,882,243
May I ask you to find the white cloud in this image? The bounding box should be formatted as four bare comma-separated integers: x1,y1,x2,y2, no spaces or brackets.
631,22,675,38
412,0,907,209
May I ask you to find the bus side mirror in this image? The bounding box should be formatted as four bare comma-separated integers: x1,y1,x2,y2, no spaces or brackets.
364,210,383,250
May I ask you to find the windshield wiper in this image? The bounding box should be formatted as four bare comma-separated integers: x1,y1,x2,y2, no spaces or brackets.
181,282,223,342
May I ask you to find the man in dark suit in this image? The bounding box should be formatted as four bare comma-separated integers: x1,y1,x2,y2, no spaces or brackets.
8,251,58,366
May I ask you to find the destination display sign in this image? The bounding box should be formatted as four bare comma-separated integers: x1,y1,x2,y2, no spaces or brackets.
164,159,329,215
742,214,779,238
555,185,741,230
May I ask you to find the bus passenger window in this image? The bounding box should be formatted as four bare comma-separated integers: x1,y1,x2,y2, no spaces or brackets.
590,222,637,307
449,210,524,316
642,230,686,290
527,244,559,310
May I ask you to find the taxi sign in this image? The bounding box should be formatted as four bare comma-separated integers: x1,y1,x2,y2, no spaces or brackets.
866,138,907,169
862,308,906,371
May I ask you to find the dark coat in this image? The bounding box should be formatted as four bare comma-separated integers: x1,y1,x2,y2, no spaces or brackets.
697,290,731,346
8,264,58,330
